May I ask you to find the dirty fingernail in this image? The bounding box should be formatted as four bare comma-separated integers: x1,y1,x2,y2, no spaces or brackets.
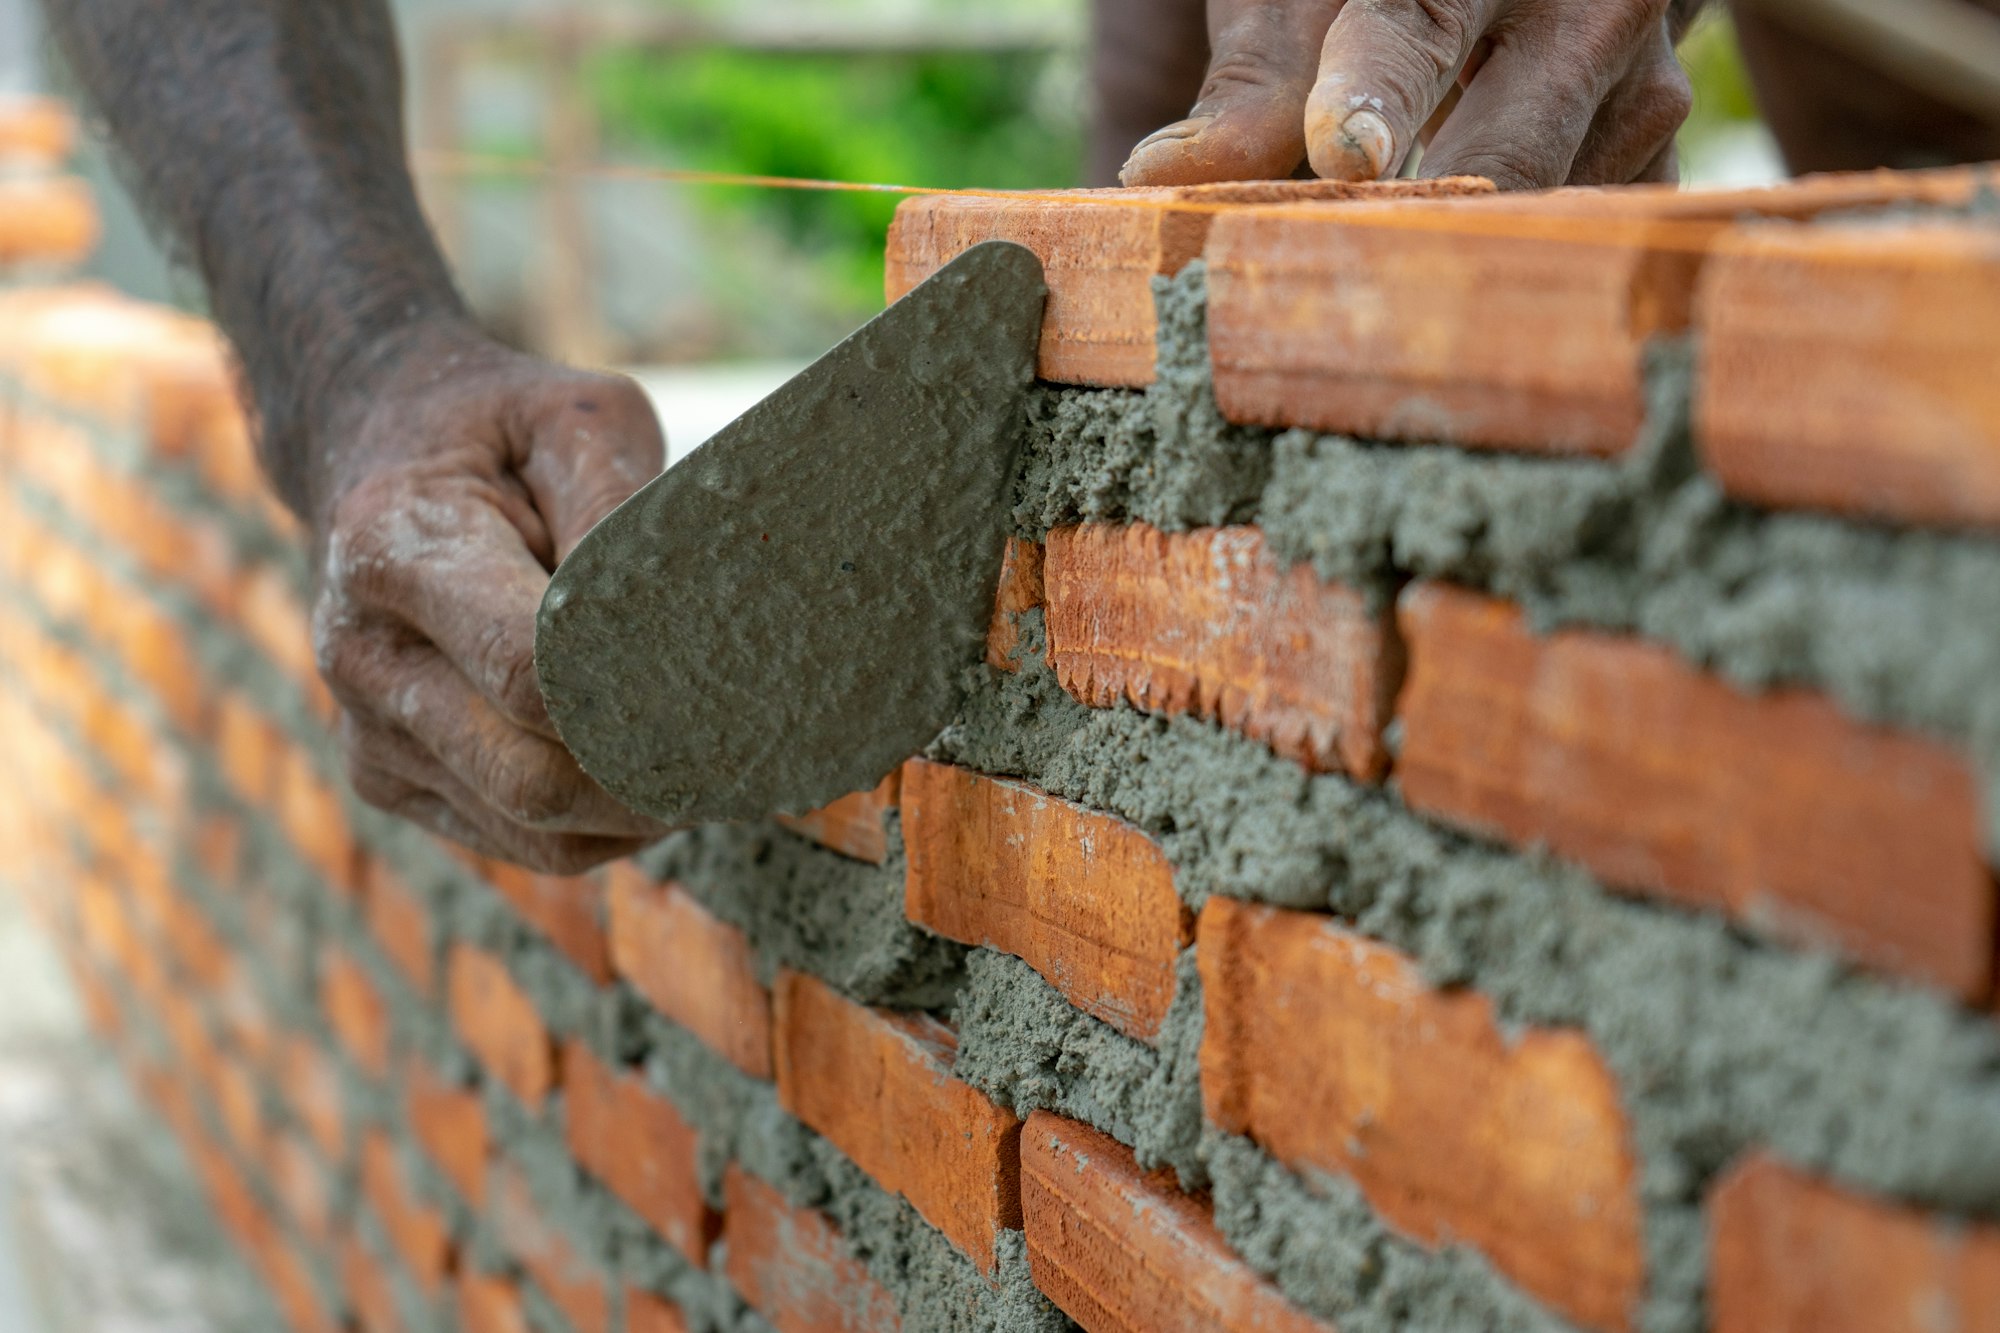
1311,107,1395,181
1119,116,1214,184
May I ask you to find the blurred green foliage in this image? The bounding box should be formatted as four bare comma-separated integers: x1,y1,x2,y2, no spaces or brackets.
591,48,1082,314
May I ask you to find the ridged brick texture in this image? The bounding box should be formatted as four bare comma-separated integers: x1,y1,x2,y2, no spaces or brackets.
563,1039,717,1263
1198,897,1646,1331
1698,219,2000,530
903,759,1190,1040
607,867,773,1078
1709,1156,2000,1333
1023,1112,1328,1333
774,968,1023,1272
1396,583,1993,999
985,535,1046,671
1045,522,1395,779
722,1164,901,1333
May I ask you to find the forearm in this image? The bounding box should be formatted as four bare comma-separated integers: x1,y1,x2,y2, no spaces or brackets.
44,0,468,514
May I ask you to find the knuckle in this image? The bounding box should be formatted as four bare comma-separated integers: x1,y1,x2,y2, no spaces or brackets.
473,620,543,720
485,754,579,829
1357,0,1478,66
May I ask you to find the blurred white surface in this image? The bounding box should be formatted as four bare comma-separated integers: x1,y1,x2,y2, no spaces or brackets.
632,360,808,467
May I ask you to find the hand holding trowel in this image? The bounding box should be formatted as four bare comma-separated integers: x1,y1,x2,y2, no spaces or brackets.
535,242,1047,826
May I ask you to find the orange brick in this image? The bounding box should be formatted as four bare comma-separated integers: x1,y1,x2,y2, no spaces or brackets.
238,562,317,691
323,952,393,1079
607,870,773,1079
407,1061,490,1208
459,1272,532,1333
472,854,612,983
777,770,902,865
0,177,97,267
1396,584,1993,999
343,1236,403,1333
449,943,555,1107
985,536,1045,672
1045,523,1393,778
563,1040,716,1264
1207,168,1984,455
1698,219,2000,529
1198,898,1644,1332
887,180,1487,388
0,94,77,163
492,1166,610,1333
280,746,360,893
773,969,1021,1273
902,760,1189,1041
270,1130,334,1244
1710,1155,2000,1333
626,1290,689,1333
364,857,437,997
215,690,276,808
722,1164,900,1333
282,1034,349,1162
362,1132,455,1294
1023,1112,1326,1333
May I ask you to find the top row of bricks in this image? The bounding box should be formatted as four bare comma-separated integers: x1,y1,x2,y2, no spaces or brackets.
885,168,2000,533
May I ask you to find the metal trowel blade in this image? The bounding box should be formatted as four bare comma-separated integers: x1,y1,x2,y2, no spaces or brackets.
535,241,1047,826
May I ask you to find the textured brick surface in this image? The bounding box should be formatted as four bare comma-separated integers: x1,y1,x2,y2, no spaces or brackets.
777,771,902,865
903,760,1190,1041
985,536,1046,671
406,1061,490,1208
449,943,556,1107
1023,1112,1327,1333
722,1165,901,1333
1397,584,1993,998
1198,897,1645,1332
1698,219,2000,529
469,855,612,983
1045,523,1394,778
607,869,773,1079
563,1040,716,1263
774,968,1022,1272
0,177,97,266
1208,169,1982,454
1710,1155,2000,1333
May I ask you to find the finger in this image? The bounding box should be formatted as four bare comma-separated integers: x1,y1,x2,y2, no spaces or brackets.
1304,0,1495,182
1119,0,1343,186
328,469,558,734
514,374,665,563
1419,3,1675,190
1634,138,1679,184
351,759,645,874
1563,28,1691,186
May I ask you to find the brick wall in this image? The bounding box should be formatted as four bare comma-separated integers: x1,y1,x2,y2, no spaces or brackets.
6,99,2000,1333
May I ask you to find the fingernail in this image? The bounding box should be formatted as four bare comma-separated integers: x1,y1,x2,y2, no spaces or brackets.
1311,107,1396,182
1120,116,1214,185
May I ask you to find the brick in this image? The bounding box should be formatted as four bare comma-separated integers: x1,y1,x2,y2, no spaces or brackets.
886,180,1489,388
282,1034,349,1162
1046,523,1394,778
722,1164,900,1333
406,1061,490,1208
1198,898,1644,1332
773,969,1021,1272
1022,1112,1326,1333
449,943,556,1107
364,857,437,996
1698,219,2000,529
1710,1155,2000,1333
0,94,77,162
270,1130,334,1244
607,869,773,1079
471,854,612,983
1207,168,1984,455
492,1165,611,1333
777,770,902,865
460,1272,533,1333
215,690,277,809
626,1290,689,1333
343,1236,403,1333
903,760,1189,1041
985,536,1045,671
323,951,393,1079
563,1040,717,1264
280,746,360,893
1396,584,1993,999
363,1132,455,1293
238,562,316,691
0,177,97,266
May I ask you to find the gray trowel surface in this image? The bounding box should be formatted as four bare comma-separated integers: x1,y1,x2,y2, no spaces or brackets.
536,241,1047,825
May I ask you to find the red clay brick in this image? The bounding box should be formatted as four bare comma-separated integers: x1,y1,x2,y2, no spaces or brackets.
460,1272,533,1333
282,1034,349,1163
722,1164,900,1333
449,943,556,1108
343,1236,404,1333
406,1061,490,1208
280,746,360,893
887,180,1487,388
563,1040,717,1264
1710,1155,2000,1333
468,853,612,983
1045,523,1394,778
363,1132,455,1294
607,869,773,1079
626,1290,689,1333
1207,169,1984,455
1023,1112,1327,1333
902,760,1189,1041
364,857,437,997
1198,897,1645,1332
985,536,1046,672
492,1165,611,1333
0,177,96,266
773,969,1021,1273
777,770,902,865
1396,584,1993,999
0,94,77,162
1698,219,2000,530
270,1129,334,1245
323,951,393,1079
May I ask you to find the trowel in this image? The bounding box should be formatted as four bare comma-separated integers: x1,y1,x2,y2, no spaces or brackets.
535,241,1047,825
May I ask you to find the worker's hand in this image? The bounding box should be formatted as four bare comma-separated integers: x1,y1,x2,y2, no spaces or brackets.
1119,0,1695,190
308,320,671,872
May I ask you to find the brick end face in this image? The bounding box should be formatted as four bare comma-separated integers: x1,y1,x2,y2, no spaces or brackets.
563,1040,717,1265
723,1165,901,1333
607,870,774,1080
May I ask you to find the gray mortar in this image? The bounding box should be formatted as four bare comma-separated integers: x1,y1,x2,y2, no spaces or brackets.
951,949,1207,1188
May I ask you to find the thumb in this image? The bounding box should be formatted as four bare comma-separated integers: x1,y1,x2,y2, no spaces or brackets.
1120,0,1344,186
1304,0,1493,181
518,372,667,564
